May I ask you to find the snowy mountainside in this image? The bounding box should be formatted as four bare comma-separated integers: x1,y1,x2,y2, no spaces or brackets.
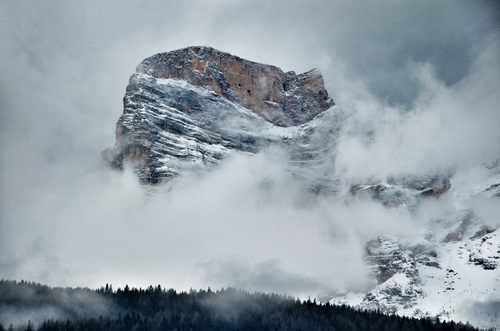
330,228,499,330
102,72,344,188
330,169,500,330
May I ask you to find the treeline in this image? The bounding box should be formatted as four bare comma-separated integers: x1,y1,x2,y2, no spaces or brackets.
0,280,478,331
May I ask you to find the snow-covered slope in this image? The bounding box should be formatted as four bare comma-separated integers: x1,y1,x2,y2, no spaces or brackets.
330,170,500,330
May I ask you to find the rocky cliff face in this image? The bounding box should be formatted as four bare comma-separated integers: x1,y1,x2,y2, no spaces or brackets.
137,46,334,127
103,46,338,185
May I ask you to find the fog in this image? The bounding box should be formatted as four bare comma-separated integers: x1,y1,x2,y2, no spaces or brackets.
0,282,113,327
1,0,499,302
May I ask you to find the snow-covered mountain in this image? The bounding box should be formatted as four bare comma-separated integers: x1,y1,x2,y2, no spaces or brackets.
330,186,500,329
104,46,499,330
329,166,500,330
103,46,336,186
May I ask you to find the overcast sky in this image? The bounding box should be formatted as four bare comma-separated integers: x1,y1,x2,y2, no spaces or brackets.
1,0,499,299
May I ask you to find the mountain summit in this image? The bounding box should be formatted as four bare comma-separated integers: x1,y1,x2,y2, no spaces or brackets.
136,46,334,126
102,46,338,184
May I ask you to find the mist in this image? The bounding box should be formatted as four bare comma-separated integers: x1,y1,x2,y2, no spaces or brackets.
0,281,114,327
1,0,499,305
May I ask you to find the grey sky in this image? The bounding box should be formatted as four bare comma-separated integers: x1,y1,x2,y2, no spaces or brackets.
0,0,499,298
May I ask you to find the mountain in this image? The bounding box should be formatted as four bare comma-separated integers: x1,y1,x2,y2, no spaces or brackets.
102,46,336,185
330,204,500,329
103,47,500,330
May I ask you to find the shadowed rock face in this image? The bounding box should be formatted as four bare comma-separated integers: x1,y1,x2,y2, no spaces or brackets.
137,46,334,127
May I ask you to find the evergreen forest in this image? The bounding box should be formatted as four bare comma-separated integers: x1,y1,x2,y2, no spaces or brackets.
0,280,479,331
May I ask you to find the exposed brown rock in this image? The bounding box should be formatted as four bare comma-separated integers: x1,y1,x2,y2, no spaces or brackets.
137,46,334,126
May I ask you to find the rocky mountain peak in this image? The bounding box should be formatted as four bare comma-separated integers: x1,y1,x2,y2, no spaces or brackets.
137,46,334,127
102,46,340,184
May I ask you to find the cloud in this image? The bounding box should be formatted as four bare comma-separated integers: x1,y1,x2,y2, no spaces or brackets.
0,281,114,327
461,300,500,327
0,0,499,303
334,31,500,181
201,259,324,296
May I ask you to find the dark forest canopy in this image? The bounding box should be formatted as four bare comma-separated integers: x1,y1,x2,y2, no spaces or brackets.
0,280,478,331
